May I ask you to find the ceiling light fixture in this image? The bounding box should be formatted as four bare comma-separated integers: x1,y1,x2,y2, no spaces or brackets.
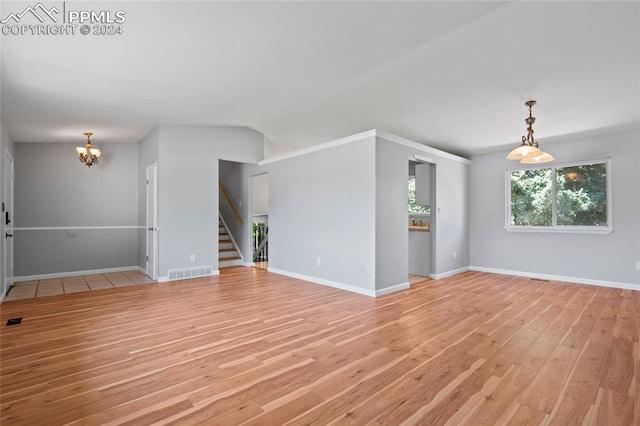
506,100,554,164
76,132,101,167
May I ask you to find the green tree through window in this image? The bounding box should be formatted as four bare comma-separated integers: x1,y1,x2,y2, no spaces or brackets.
408,178,429,214
508,160,609,231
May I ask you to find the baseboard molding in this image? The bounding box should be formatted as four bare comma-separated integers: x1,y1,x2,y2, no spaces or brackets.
243,262,255,267
429,266,470,280
375,281,410,297
157,276,169,282
470,266,639,291
267,267,376,297
14,266,142,282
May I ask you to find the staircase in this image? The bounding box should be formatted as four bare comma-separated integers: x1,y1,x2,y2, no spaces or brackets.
219,217,242,268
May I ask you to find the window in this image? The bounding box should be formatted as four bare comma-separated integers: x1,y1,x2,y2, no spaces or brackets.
507,160,611,233
408,177,429,214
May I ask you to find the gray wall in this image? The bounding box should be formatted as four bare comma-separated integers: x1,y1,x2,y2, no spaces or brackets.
375,138,410,290
434,158,470,274
377,135,471,279
157,125,263,277
13,143,139,276
252,173,269,215
265,137,377,292
137,126,160,269
470,129,640,285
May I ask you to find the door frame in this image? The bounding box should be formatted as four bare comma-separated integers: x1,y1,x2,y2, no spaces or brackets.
145,163,158,280
3,150,15,297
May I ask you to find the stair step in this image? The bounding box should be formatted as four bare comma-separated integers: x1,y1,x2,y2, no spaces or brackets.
219,248,237,253
219,239,232,243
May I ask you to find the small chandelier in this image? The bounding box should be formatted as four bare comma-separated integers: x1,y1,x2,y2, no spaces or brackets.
76,132,101,167
506,100,554,164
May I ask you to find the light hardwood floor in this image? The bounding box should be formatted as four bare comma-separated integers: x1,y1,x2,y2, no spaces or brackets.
1,267,638,425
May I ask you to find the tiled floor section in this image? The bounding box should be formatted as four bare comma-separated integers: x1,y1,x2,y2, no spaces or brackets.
5,271,154,301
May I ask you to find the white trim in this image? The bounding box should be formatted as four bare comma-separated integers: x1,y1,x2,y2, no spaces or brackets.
505,226,613,235
14,266,142,282
378,130,471,164
243,262,256,267
259,130,376,165
375,282,410,297
259,129,470,166
414,154,435,164
14,226,143,231
429,266,470,280
157,276,169,282
470,266,639,291
0,292,5,304
267,267,376,297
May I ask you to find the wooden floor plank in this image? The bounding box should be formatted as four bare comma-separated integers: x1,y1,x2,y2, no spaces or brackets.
1,268,637,425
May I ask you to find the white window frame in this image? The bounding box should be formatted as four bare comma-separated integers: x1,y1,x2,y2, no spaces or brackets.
505,158,612,234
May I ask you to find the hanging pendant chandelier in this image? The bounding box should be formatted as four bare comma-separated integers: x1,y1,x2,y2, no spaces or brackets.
506,100,554,164
76,132,101,167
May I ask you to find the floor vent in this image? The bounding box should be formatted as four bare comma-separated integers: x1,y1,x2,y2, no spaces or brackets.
6,317,22,326
167,266,214,281
530,278,550,282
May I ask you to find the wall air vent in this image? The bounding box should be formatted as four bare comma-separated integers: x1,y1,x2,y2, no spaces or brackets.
167,266,214,281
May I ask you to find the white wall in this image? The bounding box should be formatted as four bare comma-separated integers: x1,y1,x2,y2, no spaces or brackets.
157,125,263,277
13,143,139,276
470,129,640,286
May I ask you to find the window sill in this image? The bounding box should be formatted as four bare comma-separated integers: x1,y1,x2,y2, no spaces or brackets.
505,226,613,235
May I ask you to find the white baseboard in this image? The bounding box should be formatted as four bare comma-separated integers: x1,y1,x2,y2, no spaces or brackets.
375,281,410,297
157,276,169,282
429,266,470,280
267,267,377,297
14,266,143,282
470,266,639,291
243,262,255,267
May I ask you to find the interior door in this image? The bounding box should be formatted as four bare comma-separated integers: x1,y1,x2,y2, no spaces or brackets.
146,163,158,280
4,152,15,295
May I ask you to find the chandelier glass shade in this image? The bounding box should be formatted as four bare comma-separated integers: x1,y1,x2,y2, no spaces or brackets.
506,100,554,164
76,132,101,167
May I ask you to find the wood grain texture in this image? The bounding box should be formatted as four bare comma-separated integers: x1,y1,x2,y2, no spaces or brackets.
1,268,638,425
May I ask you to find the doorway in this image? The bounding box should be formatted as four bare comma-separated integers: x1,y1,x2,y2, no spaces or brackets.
3,151,15,297
251,173,269,270
146,163,158,280
408,158,433,281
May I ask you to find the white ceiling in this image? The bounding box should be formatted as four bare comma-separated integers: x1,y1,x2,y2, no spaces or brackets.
1,1,638,158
